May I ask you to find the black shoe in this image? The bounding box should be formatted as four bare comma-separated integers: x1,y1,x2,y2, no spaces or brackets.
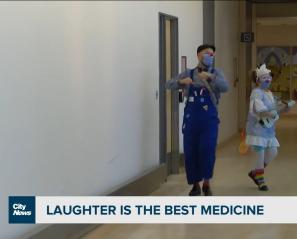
258,183,269,191
248,171,259,186
189,184,201,196
202,186,213,196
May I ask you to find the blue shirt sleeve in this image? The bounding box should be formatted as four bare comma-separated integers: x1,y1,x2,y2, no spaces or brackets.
165,69,191,90
210,68,229,93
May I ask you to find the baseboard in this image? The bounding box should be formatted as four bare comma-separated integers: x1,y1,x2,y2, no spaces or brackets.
27,164,167,239
109,164,167,196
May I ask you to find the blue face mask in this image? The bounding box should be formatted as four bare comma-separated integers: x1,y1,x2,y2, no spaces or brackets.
258,75,272,90
203,54,214,67
260,81,271,90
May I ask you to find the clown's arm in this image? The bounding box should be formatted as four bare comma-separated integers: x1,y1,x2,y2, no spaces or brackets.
165,69,191,90
208,68,229,93
274,96,295,114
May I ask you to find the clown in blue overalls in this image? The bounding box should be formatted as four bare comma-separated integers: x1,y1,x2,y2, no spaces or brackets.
166,44,229,196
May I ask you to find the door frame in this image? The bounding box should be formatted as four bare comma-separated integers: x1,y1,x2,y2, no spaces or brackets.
159,12,179,174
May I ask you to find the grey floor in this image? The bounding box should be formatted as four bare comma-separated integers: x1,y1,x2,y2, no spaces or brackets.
83,107,297,239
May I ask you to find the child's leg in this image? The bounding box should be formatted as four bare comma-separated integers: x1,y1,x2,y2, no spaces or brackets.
248,146,268,191
264,147,278,167
252,146,265,170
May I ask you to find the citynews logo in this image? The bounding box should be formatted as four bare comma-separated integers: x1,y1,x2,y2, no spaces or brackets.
9,196,35,224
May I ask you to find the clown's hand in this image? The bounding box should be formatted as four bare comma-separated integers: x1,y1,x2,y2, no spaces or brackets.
270,110,278,118
199,71,212,80
287,100,296,108
282,100,295,113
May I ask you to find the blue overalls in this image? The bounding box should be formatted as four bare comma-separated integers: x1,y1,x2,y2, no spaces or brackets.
182,70,219,184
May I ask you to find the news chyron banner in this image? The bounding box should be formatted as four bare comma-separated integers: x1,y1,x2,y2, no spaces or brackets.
9,196,297,224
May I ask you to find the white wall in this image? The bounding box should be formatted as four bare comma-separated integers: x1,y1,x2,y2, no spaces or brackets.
215,1,239,142
0,1,202,238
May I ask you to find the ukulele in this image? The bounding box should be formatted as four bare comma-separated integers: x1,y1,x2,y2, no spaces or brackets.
258,100,295,128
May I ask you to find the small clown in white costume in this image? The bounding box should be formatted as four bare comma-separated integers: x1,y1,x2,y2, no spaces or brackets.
245,64,294,191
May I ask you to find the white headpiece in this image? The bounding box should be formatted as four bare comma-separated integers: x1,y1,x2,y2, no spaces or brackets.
256,64,271,79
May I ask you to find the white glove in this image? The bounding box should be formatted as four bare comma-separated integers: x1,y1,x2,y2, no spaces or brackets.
270,110,278,118
287,100,296,108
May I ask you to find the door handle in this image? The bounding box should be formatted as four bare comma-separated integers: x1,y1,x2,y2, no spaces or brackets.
179,90,183,103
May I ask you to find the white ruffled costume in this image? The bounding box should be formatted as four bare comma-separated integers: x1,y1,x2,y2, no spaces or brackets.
245,64,280,148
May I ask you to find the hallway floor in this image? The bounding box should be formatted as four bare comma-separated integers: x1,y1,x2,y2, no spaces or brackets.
83,108,297,239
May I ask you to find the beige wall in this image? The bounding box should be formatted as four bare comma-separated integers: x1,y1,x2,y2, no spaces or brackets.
257,25,297,46
256,3,297,18
215,1,240,142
